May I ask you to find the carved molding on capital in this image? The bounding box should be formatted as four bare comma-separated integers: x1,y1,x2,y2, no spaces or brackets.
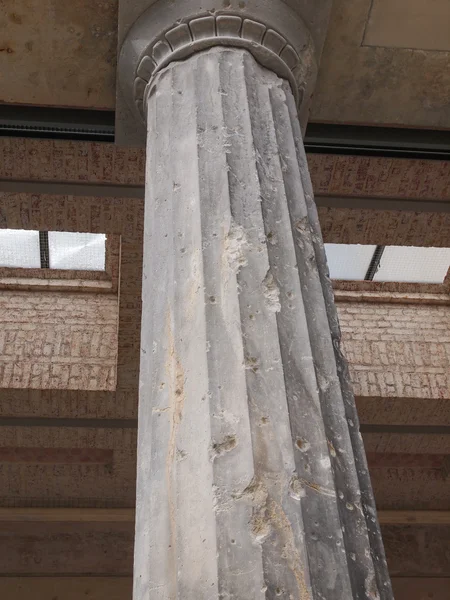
134,14,312,119
118,0,318,129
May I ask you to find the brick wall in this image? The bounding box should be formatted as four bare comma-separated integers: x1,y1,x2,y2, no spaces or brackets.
0,291,118,391
338,302,450,401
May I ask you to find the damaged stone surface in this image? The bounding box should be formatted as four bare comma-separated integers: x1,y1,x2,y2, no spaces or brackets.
135,46,393,600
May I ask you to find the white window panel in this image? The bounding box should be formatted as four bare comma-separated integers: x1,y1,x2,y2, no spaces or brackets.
373,246,450,283
325,244,377,280
48,232,106,271
0,229,41,268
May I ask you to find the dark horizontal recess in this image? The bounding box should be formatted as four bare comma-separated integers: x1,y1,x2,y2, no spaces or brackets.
306,123,450,160
1,105,450,159
0,106,115,142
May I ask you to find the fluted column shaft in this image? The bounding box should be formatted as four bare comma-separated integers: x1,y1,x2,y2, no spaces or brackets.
135,47,392,600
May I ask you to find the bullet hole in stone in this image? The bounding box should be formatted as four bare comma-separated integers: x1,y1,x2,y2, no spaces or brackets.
261,416,269,425
176,449,187,461
275,588,283,596
295,438,311,452
346,502,354,511
175,388,182,397
231,539,236,544
338,490,344,500
249,314,255,320
209,296,217,304
212,435,238,457
245,356,260,373
180,248,186,254
287,291,294,299
311,531,318,541
328,441,337,457
262,271,281,313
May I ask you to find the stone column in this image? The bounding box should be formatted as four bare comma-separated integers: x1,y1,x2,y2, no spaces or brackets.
119,3,393,600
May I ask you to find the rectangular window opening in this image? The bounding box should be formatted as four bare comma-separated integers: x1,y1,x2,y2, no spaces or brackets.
325,243,450,285
0,229,106,272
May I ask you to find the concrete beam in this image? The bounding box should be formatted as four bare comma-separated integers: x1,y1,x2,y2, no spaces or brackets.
2,178,450,213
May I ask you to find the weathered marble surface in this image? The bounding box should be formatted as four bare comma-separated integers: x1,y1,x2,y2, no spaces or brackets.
136,47,392,600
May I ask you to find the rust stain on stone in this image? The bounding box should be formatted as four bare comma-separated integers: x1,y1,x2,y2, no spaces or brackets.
267,500,312,600
239,478,312,599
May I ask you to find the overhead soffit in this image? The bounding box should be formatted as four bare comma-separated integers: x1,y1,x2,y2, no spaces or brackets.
311,0,450,129
0,0,118,110
0,0,449,129
363,0,450,53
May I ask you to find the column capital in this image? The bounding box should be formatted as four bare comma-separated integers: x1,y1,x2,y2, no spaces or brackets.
116,0,331,145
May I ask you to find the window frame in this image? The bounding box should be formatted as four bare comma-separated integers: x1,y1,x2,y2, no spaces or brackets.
0,233,120,294
326,244,450,304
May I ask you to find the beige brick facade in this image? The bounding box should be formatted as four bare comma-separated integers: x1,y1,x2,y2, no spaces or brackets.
339,302,450,401
0,291,118,391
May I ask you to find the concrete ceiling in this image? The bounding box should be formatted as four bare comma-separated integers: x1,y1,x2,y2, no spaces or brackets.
0,0,449,129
